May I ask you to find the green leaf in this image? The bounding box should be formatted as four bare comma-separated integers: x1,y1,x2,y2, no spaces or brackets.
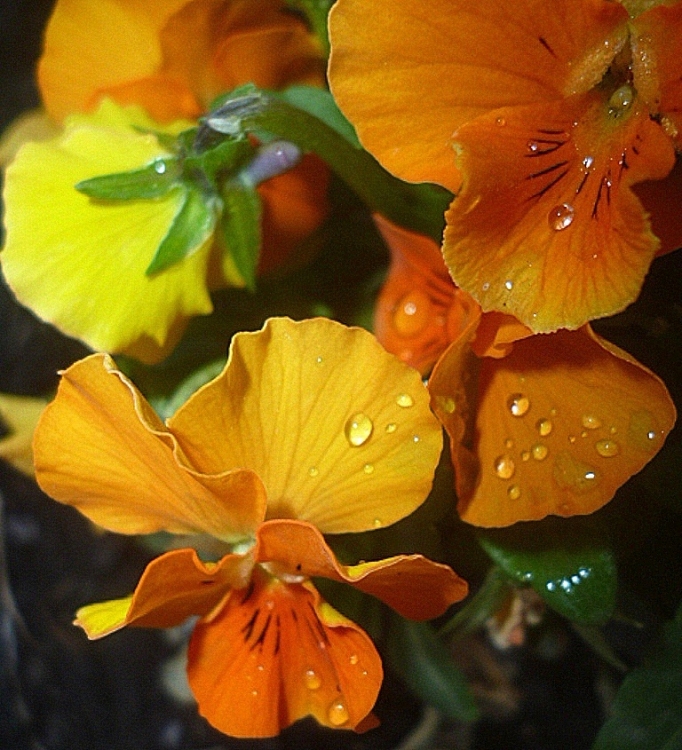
274,86,361,147
205,87,451,243
146,187,218,276
149,357,226,420
479,516,617,625
592,603,682,750
387,615,480,723
183,137,255,185
76,158,180,200
220,177,262,291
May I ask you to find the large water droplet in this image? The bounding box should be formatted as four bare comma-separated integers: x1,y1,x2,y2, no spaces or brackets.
507,393,530,417
581,414,601,430
328,700,350,726
595,439,620,457
548,203,575,231
396,393,414,408
532,443,549,461
536,418,553,437
345,413,373,446
494,454,516,480
608,84,634,117
393,291,432,336
553,452,600,494
304,668,321,690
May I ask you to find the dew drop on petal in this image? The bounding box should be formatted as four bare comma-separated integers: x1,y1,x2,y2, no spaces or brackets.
553,452,601,494
154,160,167,174
521,451,531,462
628,410,662,451
304,668,322,690
373,518,382,528
328,700,350,726
581,414,601,430
251,689,259,697
345,413,373,446
595,439,620,457
504,280,514,291
385,422,397,434
608,83,634,117
412,434,420,443
494,454,516,480
396,393,414,408
363,463,374,474
315,356,324,365
349,654,359,665
495,117,506,126
482,282,490,292
505,438,514,449
507,393,530,417
308,466,319,477
393,291,432,336
532,443,549,461
507,484,522,500
527,140,539,153
582,155,594,170
440,397,456,414
536,418,553,437
548,203,575,231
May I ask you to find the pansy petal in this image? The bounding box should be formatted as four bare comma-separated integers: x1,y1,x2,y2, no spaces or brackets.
0,394,47,477
634,156,682,256
170,317,443,534
187,572,382,737
431,326,676,527
256,520,469,620
38,0,188,120
328,0,628,190
444,92,676,332
373,216,470,375
75,548,249,638
34,353,266,539
1,100,213,359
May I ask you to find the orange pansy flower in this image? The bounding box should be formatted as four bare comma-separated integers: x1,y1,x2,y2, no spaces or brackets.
329,0,682,332
33,318,468,737
374,218,676,527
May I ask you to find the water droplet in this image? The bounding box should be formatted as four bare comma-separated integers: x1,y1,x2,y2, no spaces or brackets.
482,282,490,292
257,663,265,670
363,463,374,474
553,452,600,494
628,410,661,451
548,203,575,231
345,413,373,446
385,422,397,434
581,431,588,438
495,116,506,126
505,438,514,449
532,443,549,461
521,571,533,582
412,434,420,443
578,567,590,579
550,407,558,417
328,700,350,726
560,578,572,592
393,291,432,336
494,454,516,480
308,466,319,477
349,654,359,665
504,279,514,291
595,439,620,457
568,435,577,444
396,393,414,408
154,160,167,174
440,397,456,414
507,393,530,417
251,689,259,697
546,581,557,592
373,518,382,528
582,155,595,170
521,451,531,462
608,83,634,117
507,484,521,500
536,418,553,437
571,575,582,585
581,414,601,430
304,668,321,690
315,356,324,365
527,140,539,153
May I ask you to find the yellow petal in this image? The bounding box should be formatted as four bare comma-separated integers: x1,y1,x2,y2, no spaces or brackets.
169,317,443,534
1,99,213,360
0,393,48,476
75,596,134,639
34,353,267,540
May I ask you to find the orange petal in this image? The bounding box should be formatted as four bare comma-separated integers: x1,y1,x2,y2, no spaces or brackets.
631,3,682,150
373,215,474,375
75,548,250,638
471,312,535,360
256,520,468,620
328,0,628,191
634,156,682,256
38,0,189,120
187,571,382,737
34,353,266,539
430,326,676,527
444,91,676,332
169,317,443,534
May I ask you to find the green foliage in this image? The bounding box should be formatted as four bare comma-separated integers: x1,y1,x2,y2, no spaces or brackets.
75,158,180,200
220,177,262,291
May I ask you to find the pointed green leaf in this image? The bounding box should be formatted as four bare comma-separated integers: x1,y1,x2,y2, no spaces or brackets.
76,158,179,200
146,187,217,276
479,516,617,625
220,178,262,291
387,615,480,723
592,603,682,750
